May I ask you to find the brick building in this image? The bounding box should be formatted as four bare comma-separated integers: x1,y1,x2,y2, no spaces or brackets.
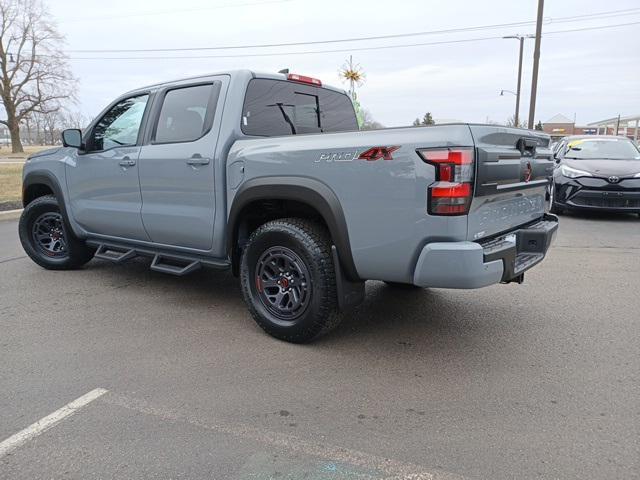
543,113,640,141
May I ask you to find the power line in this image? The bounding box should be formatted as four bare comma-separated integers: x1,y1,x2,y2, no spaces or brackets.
63,8,640,54
63,20,640,60
58,0,295,23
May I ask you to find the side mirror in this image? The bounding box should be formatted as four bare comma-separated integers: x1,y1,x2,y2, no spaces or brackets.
62,129,83,149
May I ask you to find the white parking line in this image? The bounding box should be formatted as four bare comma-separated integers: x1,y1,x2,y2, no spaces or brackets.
0,388,108,457
106,392,464,480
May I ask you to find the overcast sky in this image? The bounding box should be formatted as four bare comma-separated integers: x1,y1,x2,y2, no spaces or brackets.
50,0,640,127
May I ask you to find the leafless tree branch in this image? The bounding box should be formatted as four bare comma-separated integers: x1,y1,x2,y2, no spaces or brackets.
0,0,76,152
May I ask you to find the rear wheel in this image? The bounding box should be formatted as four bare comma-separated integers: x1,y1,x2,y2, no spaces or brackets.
240,218,341,343
19,195,94,270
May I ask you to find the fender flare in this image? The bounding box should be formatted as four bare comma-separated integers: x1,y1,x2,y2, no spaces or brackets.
22,170,77,236
227,177,360,281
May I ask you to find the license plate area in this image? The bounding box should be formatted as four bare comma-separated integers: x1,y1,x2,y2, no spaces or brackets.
479,215,558,282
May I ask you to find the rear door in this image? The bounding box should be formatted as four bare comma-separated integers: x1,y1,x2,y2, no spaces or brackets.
138,78,225,251
467,126,554,240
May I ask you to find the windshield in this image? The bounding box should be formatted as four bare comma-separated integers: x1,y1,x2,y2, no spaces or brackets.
564,138,640,160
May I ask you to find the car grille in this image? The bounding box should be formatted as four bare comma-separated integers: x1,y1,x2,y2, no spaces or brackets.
571,194,640,209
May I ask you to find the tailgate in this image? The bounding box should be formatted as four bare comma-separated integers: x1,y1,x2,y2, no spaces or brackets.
467,125,554,241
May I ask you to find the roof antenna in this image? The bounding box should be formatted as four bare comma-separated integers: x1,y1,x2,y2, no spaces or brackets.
278,68,289,75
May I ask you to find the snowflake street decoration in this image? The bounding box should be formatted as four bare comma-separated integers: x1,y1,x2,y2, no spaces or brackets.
339,55,366,100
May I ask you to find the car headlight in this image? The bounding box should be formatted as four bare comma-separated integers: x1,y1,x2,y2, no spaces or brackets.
634,172,640,178
561,165,593,179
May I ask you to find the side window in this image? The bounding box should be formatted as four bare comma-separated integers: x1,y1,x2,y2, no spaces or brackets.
154,84,217,144
91,95,148,151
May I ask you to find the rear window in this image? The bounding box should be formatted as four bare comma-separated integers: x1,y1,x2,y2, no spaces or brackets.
241,78,358,136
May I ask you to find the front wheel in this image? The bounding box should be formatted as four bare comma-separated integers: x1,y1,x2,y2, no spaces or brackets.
19,195,94,270
240,218,341,343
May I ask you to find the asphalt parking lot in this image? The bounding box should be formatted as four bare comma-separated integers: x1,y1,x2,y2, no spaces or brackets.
1,213,639,480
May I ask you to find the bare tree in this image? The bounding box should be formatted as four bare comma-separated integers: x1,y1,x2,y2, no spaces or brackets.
506,114,527,129
61,109,87,130
40,107,59,144
360,108,384,131
0,0,76,152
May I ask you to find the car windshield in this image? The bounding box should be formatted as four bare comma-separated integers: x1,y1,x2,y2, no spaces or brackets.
564,138,640,160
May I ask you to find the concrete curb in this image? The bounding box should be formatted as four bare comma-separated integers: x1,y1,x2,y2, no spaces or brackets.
0,209,22,222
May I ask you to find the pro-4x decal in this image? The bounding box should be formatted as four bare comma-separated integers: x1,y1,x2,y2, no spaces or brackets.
358,146,400,161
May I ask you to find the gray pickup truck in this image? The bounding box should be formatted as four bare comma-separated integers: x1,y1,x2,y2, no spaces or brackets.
19,69,558,342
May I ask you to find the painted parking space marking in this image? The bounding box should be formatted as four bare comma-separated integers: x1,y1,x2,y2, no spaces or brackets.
0,388,108,457
105,392,464,480
0,255,27,264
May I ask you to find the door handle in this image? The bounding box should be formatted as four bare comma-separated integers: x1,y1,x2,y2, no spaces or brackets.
118,157,136,167
186,154,211,166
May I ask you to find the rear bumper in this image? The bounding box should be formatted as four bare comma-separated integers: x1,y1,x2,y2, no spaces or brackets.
412,214,558,288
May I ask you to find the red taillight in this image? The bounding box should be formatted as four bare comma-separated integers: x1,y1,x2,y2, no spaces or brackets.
287,73,322,86
417,148,475,216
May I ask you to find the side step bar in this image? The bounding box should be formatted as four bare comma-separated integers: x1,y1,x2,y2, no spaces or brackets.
88,240,230,275
94,245,136,263
150,255,201,276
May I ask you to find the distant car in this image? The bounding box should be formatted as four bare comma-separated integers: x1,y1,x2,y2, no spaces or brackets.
550,135,640,216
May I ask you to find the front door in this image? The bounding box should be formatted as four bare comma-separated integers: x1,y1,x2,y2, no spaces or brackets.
66,94,150,241
138,81,223,250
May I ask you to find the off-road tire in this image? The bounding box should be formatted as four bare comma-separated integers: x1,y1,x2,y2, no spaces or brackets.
19,195,94,270
240,218,341,343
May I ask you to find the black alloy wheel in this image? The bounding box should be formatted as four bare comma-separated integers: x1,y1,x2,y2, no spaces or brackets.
255,246,311,323
19,195,95,270
31,211,68,258
240,218,341,343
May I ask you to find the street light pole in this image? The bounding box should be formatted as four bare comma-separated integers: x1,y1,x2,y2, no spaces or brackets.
528,0,545,129
503,35,533,127
515,36,524,127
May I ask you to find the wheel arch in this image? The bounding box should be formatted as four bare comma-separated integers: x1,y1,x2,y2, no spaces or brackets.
22,170,78,236
22,171,63,207
227,177,360,281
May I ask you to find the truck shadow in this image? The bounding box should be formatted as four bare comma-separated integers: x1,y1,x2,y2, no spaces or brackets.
321,282,520,350
88,257,527,358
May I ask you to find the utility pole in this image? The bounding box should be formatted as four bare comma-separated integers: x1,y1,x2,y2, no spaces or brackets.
504,34,534,127
615,114,621,136
528,0,544,129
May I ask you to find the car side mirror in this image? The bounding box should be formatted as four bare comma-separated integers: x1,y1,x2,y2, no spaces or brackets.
62,129,83,149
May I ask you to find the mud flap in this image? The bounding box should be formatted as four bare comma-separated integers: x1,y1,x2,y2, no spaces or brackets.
331,245,365,311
